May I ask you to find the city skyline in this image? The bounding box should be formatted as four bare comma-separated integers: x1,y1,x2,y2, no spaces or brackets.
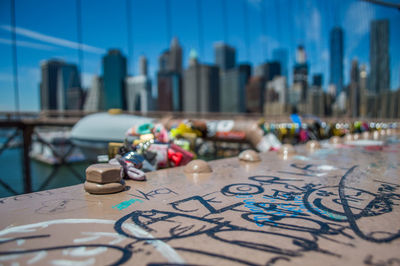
0,0,399,111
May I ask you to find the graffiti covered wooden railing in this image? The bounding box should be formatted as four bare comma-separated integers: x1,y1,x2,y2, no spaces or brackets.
0,134,399,265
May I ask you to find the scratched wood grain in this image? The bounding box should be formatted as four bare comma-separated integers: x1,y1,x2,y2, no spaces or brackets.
0,139,399,266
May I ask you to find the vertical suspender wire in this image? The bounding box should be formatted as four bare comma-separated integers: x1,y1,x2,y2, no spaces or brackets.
196,0,204,59
297,2,302,54
289,0,294,86
243,0,250,62
126,0,133,75
275,0,282,48
290,0,300,46
166,0,172,45
322,0,329,90
11,0,19,113
333,0,339,27
294,0,301,46
260,0,267,61
324,0,332,28
299,0,305,46
76,0,84,88
222,0,228,43
314,0,320,74
275,0,282,81
283,0,290,85
324,0,331,76
196,0,203,113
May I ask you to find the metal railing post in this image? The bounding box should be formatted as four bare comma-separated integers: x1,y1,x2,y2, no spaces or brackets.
21,124,33,193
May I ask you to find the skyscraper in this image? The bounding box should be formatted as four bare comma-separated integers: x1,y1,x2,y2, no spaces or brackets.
169,37,183,74
214,42,236,71
40,59,81,111
370,19,390,94
255,62,281,81
102,49,127,110
40,60,64,110
312,74,323,88
159,50,170,72
84,76,103,112
293,46,308,103
359,64,372,118
349,59,360,117
156,38,184,111
264,76,288,116
66,87,84,110
157,72,181,111
126,77,152,112
139,55,148,76
266,76,287,104
296,45,306,64
272,49,288,80
183,50,219,112
220,64,251,113
248,61,281,113
330,27,344,97
308,89,325,117
126,56,152,112
246,76,265,113
57,63,81,111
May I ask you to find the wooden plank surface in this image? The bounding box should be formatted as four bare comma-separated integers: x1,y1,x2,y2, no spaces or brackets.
0,138,399,265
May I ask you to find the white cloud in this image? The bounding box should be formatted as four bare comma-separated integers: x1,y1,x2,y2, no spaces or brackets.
1,25,106,54
343,1,376,54
0,37,56,51
306,7,321,43
344,2,375,36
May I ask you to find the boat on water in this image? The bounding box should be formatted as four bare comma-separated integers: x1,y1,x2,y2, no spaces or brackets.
30,130,86,165
70,111,155,161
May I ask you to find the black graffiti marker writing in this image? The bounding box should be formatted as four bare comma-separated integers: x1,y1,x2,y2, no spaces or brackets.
221,183,264,196
128,187,178,201
338,166,400,243
170,195,242,214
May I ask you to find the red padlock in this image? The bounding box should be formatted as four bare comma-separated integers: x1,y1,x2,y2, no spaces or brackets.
169,144,194,166
168,149,183,166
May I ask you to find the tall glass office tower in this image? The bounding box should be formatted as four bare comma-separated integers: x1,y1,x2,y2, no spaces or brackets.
370,19,390,94
273,48,288,80
102,49,127,110
40,60,81,111
330,27,343,97
214,42,236,71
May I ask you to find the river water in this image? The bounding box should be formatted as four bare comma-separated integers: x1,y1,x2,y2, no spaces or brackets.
0,136,91,198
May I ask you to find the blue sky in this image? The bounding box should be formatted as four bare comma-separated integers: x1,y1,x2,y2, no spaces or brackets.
0,0,399,111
